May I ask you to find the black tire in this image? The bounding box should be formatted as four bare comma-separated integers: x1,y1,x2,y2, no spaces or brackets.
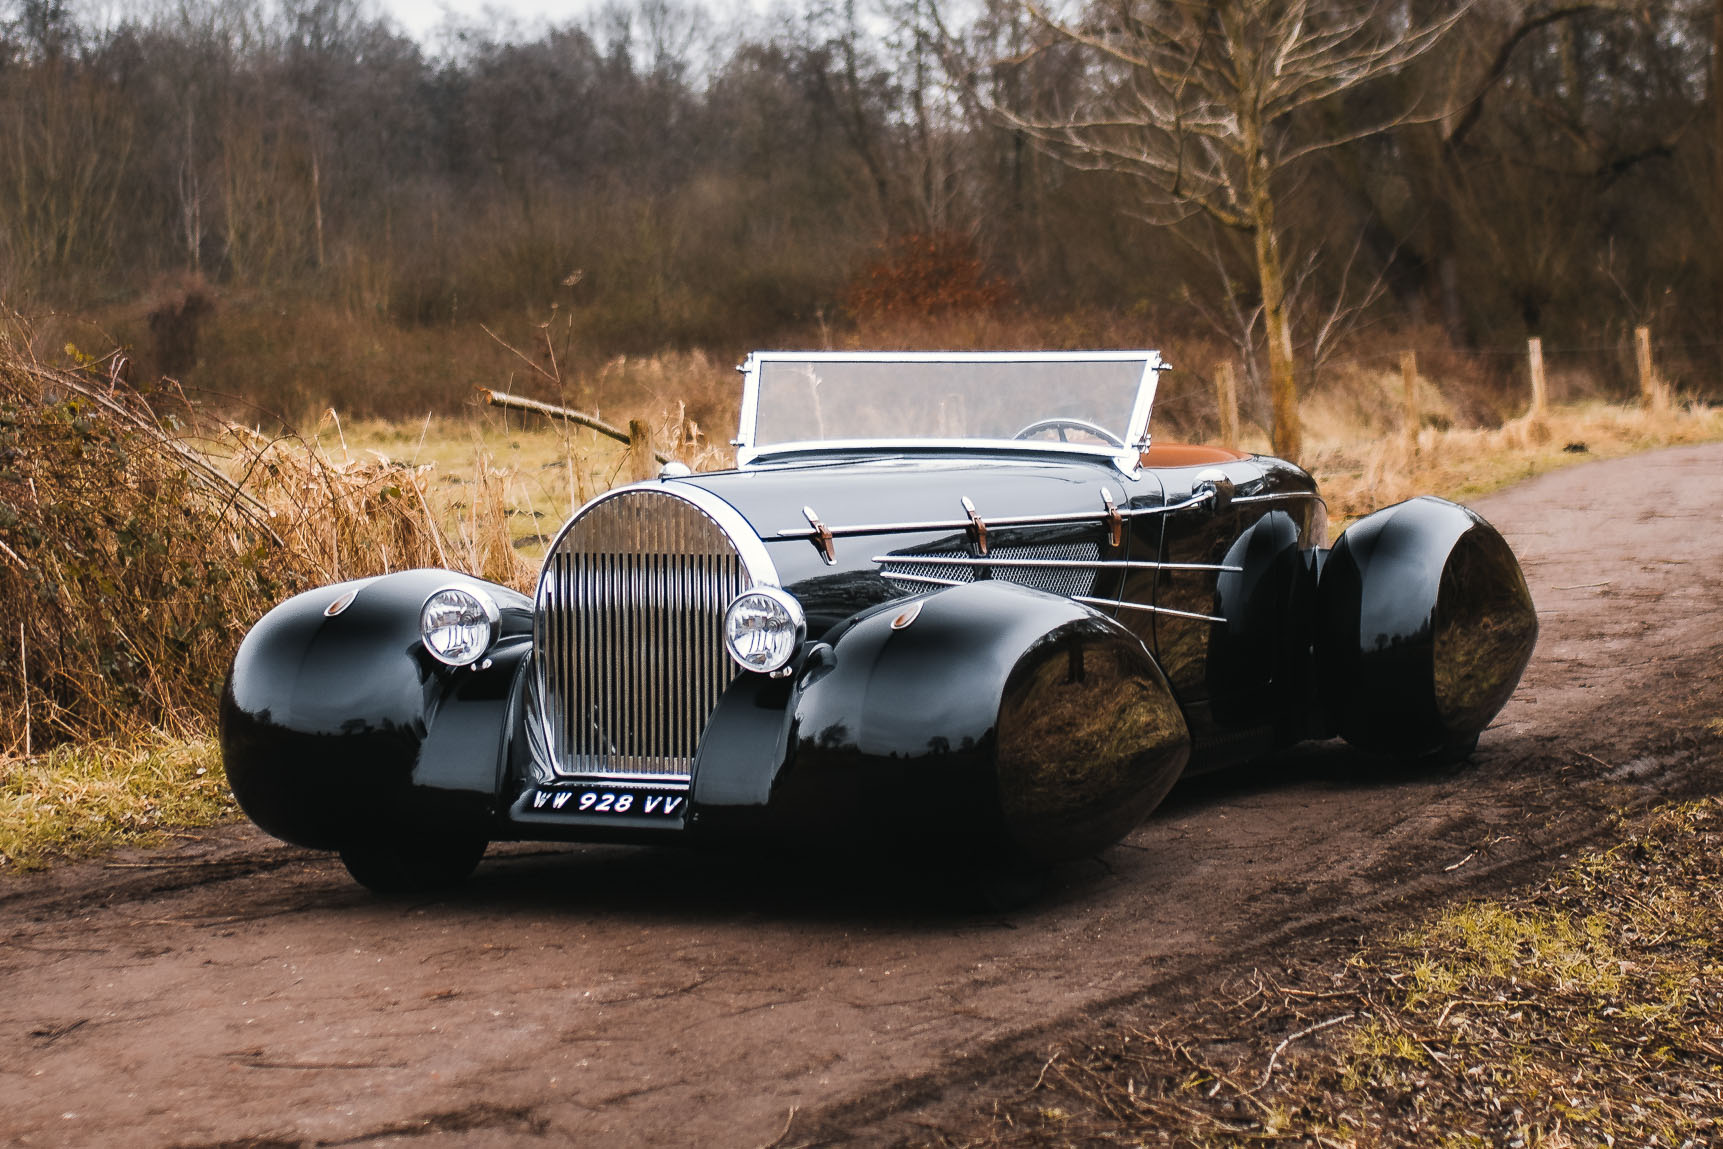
338,833,487,894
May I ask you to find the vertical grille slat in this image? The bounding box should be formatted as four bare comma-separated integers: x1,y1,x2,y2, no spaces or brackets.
534,489,760,784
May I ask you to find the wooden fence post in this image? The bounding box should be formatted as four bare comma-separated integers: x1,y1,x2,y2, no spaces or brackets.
1634,325,1666,408
627,419,660,482
1527,337,1547,419
1400,350,1419,446
1214,361,1240,450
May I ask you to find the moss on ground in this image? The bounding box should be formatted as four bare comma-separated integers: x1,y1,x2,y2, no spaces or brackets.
931,799,1723,1148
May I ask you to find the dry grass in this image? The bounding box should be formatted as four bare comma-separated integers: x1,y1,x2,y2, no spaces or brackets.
0,336,301,750
372,371,1723,552
0,733,231,870
1305,397,1723,529
923,799,1723,1148
0,320,533,754
218,421,532,591
329,377,733,566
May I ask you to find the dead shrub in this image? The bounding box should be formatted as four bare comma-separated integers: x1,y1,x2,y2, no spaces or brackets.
0,337,302,749
0,326,515,754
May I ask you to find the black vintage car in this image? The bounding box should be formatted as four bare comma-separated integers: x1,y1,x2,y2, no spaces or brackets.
222,352,1537,892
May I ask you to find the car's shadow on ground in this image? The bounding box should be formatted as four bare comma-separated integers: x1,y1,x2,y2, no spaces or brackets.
441,839,1035,924
1151,735,1485,817
384,736,1515,927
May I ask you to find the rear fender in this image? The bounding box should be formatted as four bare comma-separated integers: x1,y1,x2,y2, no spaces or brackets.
1205,509,1317,732
1316,497,1537,756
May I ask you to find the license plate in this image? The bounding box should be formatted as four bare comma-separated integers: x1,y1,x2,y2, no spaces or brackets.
523,786,686,818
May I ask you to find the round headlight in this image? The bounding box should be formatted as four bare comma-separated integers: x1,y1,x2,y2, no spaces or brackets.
420,585,499,667
723,586,806,675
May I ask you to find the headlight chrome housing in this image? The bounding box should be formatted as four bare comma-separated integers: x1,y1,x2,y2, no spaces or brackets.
723,586,805,675
420,585,500,667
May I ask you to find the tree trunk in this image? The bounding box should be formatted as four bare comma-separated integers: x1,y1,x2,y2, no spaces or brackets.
1713,0,1723,353
1245,136,1301,462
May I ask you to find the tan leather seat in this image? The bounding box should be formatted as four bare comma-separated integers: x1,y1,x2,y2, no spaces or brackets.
1140,443,1250,468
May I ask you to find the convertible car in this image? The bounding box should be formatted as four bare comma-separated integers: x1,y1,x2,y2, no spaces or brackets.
222,351,1537,892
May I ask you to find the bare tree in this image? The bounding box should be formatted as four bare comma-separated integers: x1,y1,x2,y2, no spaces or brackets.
952,0,1468,460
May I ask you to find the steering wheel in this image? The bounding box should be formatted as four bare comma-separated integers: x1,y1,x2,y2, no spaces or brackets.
1010,417,1127,448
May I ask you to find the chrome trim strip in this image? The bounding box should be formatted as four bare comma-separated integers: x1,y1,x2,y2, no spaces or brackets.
743,438,1142,469
873,554,1243,574
879,572,1228,624
549,772,693,788
1073,596,1228,624
1231,491,1325,505
878,572,966,588
1123,354,1165,452
742,350,1163,364
777,490,1214,545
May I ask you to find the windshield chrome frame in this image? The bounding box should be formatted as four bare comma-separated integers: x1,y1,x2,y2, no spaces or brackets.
733,350,1166,472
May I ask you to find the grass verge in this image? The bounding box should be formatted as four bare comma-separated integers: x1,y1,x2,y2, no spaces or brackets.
930,798,1723,1147
1306,399,1723,527
0,734,233,871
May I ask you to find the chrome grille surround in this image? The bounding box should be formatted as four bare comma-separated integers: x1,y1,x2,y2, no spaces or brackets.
532,485,778,785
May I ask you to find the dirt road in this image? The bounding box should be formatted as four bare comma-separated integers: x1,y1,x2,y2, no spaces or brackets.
2,443,1719,1149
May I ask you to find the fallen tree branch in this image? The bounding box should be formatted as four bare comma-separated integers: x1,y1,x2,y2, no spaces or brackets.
476,387,671,464
1249,1013,1354,1094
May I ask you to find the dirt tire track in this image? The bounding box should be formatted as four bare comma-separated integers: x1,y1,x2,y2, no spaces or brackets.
2,443,1719,1149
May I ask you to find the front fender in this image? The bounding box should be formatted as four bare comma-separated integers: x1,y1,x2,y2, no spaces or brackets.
220,569,532,850
695,579,1190,864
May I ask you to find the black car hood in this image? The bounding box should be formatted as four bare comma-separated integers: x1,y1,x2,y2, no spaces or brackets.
661,452,1161,631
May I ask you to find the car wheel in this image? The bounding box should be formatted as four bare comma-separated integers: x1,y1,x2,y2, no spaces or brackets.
338,834,488,894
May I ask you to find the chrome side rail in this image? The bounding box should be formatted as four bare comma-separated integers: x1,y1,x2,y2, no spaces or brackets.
873,554,1242,574
880,571,1228,624
779,488,1218,562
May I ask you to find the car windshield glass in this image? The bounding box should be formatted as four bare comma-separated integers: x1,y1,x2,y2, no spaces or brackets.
750,357,1153,449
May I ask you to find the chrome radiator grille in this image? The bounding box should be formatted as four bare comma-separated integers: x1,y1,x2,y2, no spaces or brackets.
535,489,759,782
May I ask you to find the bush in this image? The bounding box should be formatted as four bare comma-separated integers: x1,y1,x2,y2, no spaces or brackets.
0,328,470,752
843,232,1014,322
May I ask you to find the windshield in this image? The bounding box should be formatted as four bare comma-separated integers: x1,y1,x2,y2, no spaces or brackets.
739,353,1161,462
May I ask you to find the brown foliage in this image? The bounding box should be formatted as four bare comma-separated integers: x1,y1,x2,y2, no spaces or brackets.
843,232,1013,323
0,342,299,748
144,276,217,379
0,330,492,753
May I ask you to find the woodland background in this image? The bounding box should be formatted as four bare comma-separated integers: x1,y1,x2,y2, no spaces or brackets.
2,0,1721,433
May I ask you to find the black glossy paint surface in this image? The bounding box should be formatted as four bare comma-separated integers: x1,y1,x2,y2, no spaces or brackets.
222,569,531,850
677,453,1154,622
221,441,1539,879
1316,497,1537,756
763,580,1188,862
